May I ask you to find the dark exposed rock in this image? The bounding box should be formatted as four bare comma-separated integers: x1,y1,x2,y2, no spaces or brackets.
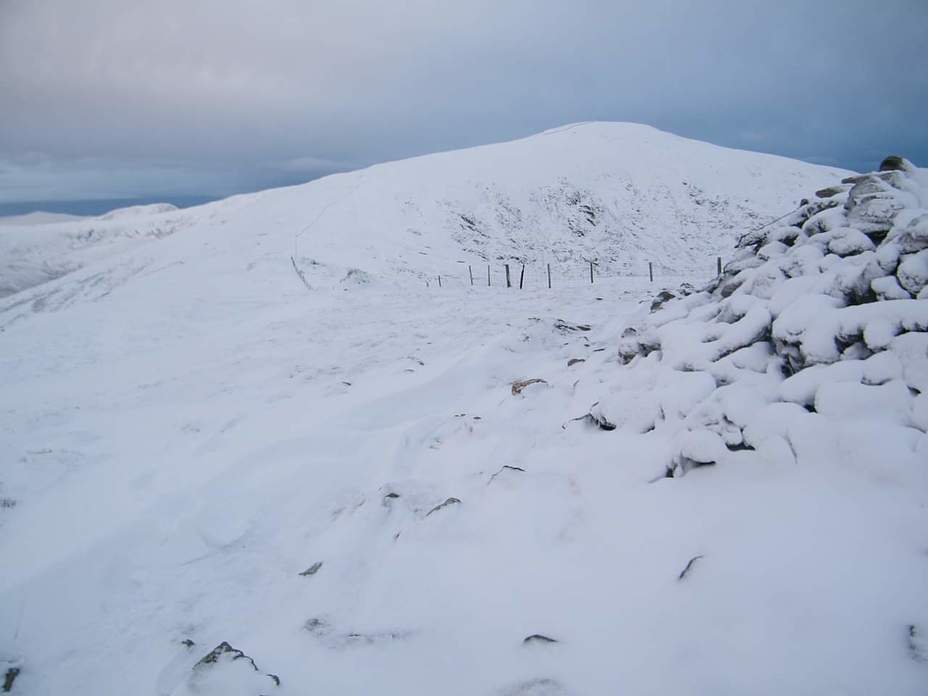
426,497,461,516
511,378,547,395
191,641,280,690
677,555,704,581
3,667,19,693
879,155,907,172
195,642,255,669
586,402,617,431
815,185,846,199
567,358,585,367
523,634,558,645
650,290,675,312
299,561,323,577
553,319,591,333
589,412,616,431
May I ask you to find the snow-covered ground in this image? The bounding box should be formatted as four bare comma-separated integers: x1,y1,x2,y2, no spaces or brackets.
1,125,925,695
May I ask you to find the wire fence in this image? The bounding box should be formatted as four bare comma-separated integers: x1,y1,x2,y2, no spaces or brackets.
423,256,726,290
290,198,797,296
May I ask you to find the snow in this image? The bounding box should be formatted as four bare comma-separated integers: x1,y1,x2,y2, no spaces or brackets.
0,125,926,695
99,203,179,220
0,206,193,299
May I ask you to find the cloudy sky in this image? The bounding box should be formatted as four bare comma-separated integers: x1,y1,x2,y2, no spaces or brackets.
1,0,926,210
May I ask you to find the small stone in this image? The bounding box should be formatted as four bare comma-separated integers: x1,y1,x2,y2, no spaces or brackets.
523,634,558,645
553,319,591,333
650,290,675,312
3,667,20,693
426,497,461,516
815,185,846,199
299,561,323,577
879,155,907,172
677,555,704,581
511,378,547,395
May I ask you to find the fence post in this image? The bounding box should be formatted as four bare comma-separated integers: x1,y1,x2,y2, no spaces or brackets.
519,264,525,289
437,275,442,288
717,256,722,276
547,263,551,289
649,261,653,283
505,264,511,288
469,265,474,286
589,261,594,284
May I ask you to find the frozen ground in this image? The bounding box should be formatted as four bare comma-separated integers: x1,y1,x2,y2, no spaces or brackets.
0,126,925,695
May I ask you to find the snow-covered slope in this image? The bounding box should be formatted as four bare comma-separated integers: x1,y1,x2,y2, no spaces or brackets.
277,122,847,279
99,203,179,221
0,122,846,303
5,127,926,695
0,204,191,299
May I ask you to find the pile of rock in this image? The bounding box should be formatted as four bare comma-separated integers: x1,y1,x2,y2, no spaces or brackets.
600,157,927,474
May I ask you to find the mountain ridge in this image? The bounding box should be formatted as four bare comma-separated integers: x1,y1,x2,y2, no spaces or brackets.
0,122,848,302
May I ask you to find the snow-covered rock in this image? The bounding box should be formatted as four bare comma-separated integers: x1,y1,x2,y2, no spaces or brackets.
606,156,928,477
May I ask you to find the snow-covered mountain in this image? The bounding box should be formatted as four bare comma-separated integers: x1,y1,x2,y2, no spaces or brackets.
5,126,926,696
0,203,187,299
0,122,845,302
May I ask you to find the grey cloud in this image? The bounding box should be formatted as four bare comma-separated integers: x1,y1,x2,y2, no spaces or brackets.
1,0,926,205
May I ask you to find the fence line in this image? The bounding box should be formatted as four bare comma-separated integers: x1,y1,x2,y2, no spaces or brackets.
426,256,725,290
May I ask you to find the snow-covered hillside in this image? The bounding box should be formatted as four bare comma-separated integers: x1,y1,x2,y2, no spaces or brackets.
0,203,187,299
0,122,845,303
3,127,926,695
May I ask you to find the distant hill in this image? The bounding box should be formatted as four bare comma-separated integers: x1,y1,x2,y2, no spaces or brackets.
0,122,847,300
